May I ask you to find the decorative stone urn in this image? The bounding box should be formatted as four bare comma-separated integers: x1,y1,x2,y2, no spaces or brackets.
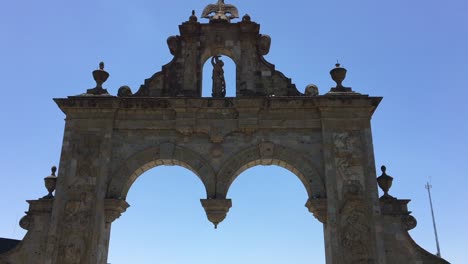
377,165,395,199
329,63,353,93
41,166,57,199
86,62,110,95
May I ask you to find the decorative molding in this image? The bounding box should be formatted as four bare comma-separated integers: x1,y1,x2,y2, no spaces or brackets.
104,199,130,225
305,198,327,224
200,199,232,229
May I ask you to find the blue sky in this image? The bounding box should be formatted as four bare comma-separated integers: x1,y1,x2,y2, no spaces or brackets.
1,0,467,263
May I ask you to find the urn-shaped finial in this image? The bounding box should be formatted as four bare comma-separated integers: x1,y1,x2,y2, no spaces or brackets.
377,165,395,200
189,10,198,23
42,166,58,199
329,62,353,93
87,62,110,95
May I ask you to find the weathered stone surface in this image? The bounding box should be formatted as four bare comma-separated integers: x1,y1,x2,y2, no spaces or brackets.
0,4,450,264
132,13,300,97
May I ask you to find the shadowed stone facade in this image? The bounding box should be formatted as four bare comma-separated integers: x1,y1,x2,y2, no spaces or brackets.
0,1,449,263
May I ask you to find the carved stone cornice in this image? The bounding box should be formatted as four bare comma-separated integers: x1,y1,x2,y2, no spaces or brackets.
305,198,327,224
380,198,417,231
380,199,410,216
104,199,130,225
19,199,55,230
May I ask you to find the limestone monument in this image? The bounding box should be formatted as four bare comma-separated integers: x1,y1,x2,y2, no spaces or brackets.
0,1,450,263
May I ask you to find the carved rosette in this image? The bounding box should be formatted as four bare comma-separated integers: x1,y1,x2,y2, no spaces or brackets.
20,199,54,230
19,214,33,230
104,199,130,226
401,214,417,231
200,199,232,229
305,198,327,224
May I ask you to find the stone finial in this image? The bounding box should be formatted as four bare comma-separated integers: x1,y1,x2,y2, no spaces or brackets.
329,62,353,93
86,61,110,95
189,10,198,23
200,199,232,229
202,0,239,22
377,165,395,200
41,166,58,199
305,84,319,96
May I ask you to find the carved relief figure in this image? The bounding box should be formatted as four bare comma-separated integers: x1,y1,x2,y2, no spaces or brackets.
340,199,371,263
211,56,226,98
333,132,365,194
59,193,92,264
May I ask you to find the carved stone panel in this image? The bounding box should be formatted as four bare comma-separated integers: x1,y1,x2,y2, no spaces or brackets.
333,131,365,200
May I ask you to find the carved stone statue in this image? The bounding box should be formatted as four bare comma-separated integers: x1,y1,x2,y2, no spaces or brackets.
211,56,226,98
202,0,239,22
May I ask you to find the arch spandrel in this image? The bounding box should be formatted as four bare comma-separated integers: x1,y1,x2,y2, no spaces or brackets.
216,143,326,199
107,144,216,200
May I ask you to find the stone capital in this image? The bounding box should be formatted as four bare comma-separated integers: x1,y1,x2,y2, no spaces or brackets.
104,199,130,225
305,198,327,224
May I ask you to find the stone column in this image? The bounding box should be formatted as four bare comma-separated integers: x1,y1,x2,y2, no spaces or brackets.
318,97,386,264
44,101,117,264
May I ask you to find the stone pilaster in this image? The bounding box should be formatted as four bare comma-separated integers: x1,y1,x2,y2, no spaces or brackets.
44,100,117,264
319,96,386,264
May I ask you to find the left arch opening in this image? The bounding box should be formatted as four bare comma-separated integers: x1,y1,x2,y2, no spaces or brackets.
108,165,210,264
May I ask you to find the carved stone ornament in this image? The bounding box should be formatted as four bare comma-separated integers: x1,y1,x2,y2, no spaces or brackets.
211,56,226,98
305,198,327,224
117,85,133,97
258,142,275,159
258,35,271,55
86,62,110,95
210,143,224,158
401,214,417,231
305,84,319,96
19,214,33,230
340,199,371,263
167,36,180,55
41,166,58,199
202,0,240,22
329,63,353,93
377,165,396,200
104,199,130,225
200,199,232,229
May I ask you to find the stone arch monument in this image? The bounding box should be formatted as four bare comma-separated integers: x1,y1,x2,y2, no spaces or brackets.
0,1,450,263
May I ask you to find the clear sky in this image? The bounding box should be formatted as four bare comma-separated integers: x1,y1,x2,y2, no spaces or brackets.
1,0,467,263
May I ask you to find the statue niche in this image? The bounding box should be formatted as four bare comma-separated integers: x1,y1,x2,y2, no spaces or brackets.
124,6,301,98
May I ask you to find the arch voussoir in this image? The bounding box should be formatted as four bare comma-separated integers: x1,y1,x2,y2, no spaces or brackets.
216,143,325,199
107,144,216,200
